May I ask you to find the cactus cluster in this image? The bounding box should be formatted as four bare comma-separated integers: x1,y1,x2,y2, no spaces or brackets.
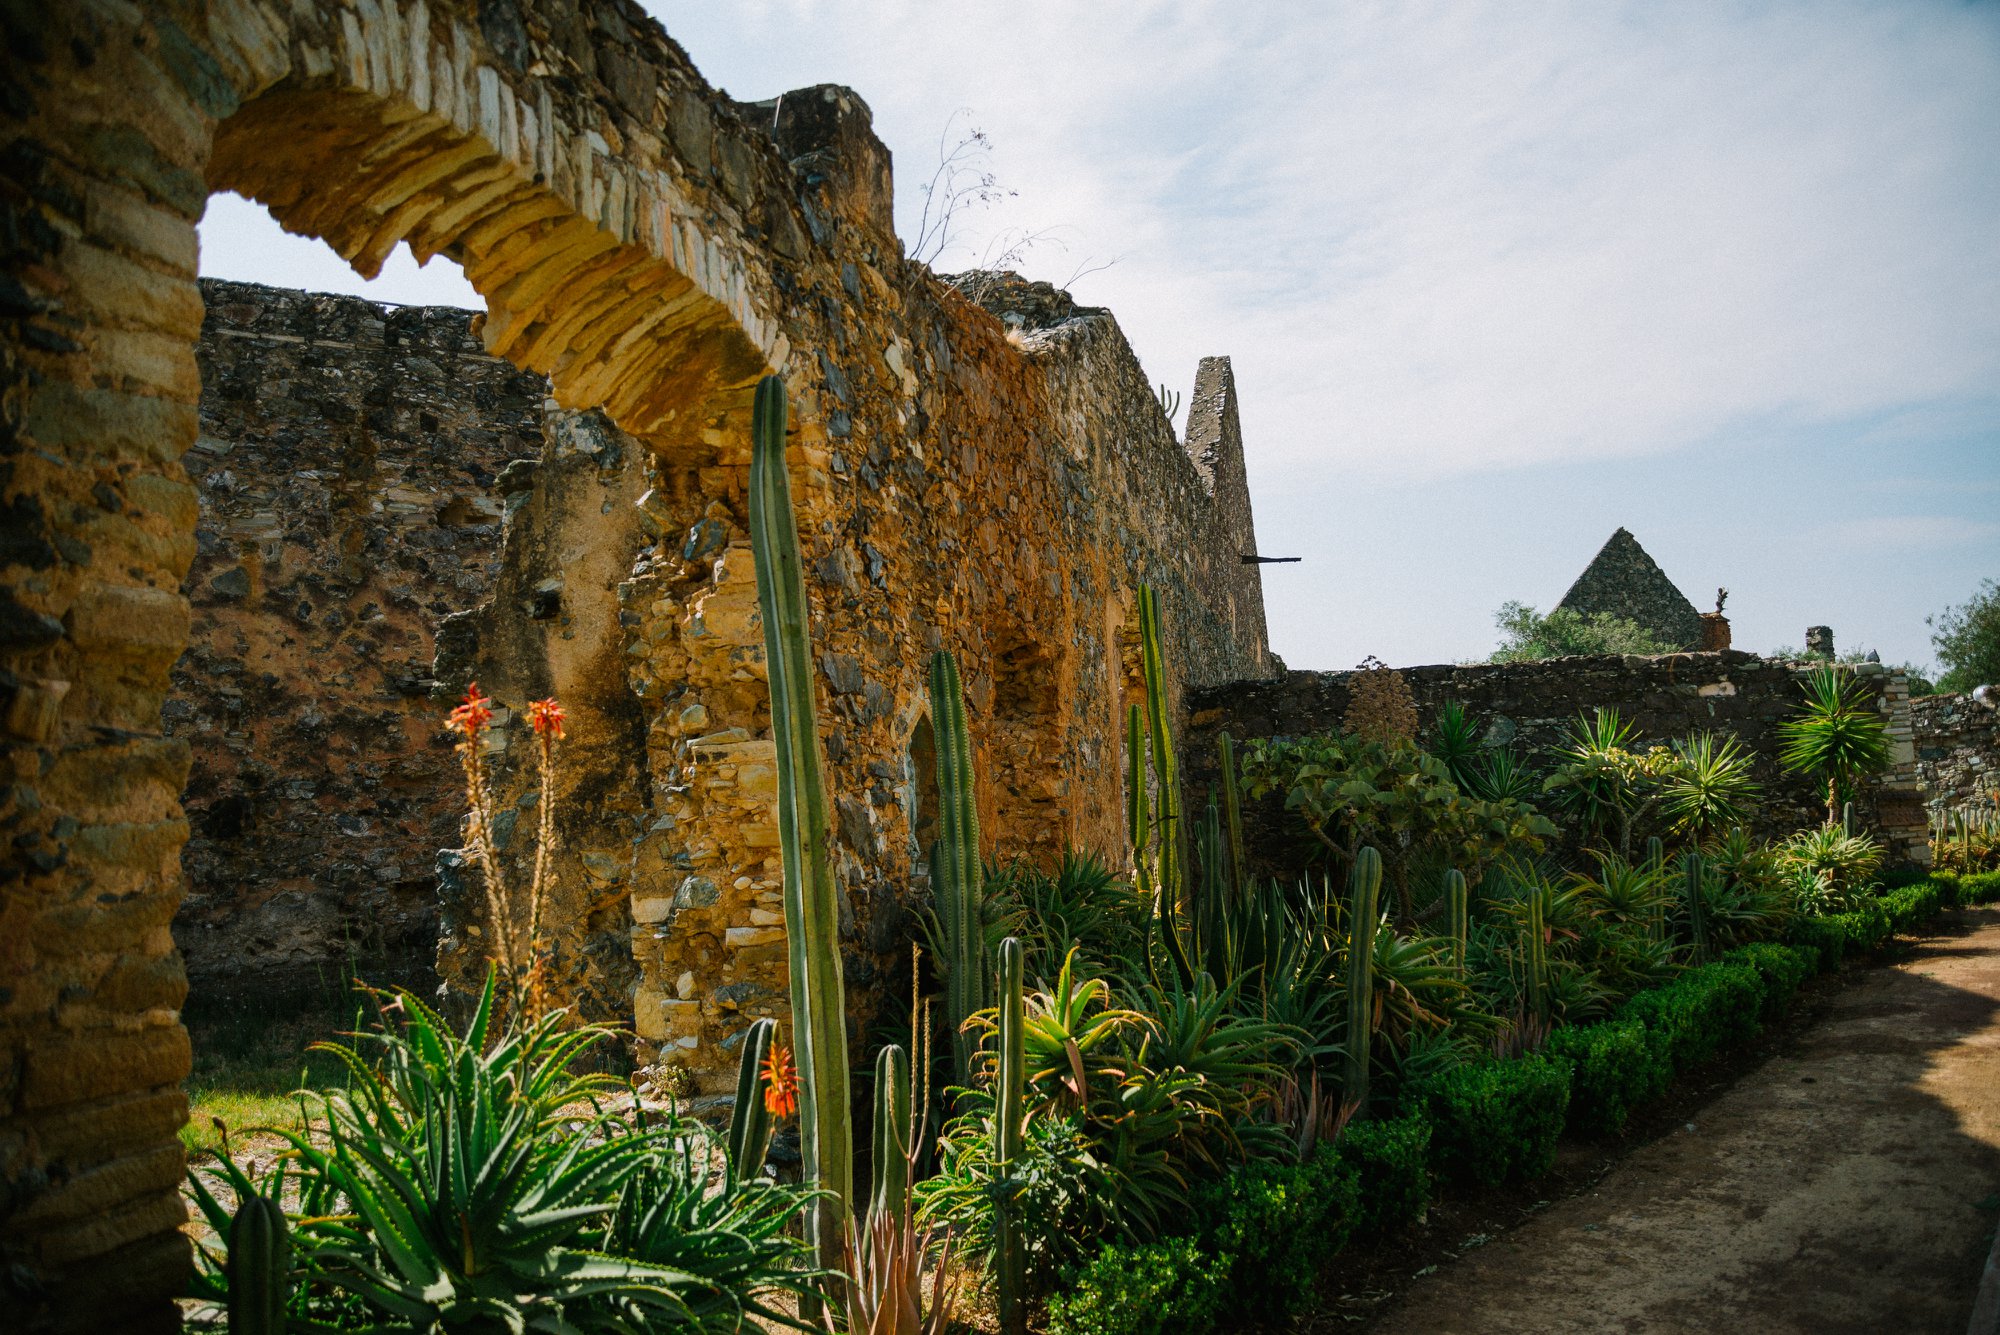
748,373,852,1275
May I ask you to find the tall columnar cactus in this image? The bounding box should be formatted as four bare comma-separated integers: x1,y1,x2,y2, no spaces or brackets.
1218,730,1247,903
1342,847,1383,1119
1684,851,1710,962
995,936,1028,1335
1524,887,1549,1022
1137,586,1182,907
928,649,988,1081
1842,801,1854,837
747,372,852,1277
1445,868,1469,974
226,1193,290,1335
727,1017,778,1186
1646,836,1666,942
870,1042,912,1229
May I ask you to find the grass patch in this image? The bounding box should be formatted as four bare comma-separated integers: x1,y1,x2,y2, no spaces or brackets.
180,971,375,1157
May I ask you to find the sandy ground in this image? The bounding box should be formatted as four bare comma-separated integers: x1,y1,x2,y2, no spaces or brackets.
1358,906,2000,1335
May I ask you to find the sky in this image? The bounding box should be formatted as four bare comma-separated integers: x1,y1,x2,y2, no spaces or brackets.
197,1,2000,675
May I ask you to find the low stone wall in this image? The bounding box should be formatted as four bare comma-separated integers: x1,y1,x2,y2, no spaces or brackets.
1187,651,1930,868
1912,693,2000,819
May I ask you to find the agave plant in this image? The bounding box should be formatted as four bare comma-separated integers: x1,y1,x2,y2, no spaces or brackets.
1777,667,1892,825
1778,824,1885,914
184,970,819,1332
1660,731,1762,839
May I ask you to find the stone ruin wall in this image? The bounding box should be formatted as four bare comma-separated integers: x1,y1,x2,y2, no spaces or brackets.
0,2,1272,1324
173,278,545,999
1912,693,2000,821
1187,651,1931,870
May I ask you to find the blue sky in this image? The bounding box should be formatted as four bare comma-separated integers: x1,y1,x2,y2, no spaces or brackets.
198,1,2000,674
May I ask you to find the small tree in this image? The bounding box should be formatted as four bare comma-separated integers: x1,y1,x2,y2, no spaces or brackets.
1929,578,2000,694
1489,602,1676,663
1776,668,1891,825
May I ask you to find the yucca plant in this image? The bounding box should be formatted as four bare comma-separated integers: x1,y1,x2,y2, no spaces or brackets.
1777,667,1892,825
1660,731,1762,840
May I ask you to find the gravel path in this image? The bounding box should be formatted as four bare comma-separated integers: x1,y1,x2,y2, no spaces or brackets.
1365,905,2000,1335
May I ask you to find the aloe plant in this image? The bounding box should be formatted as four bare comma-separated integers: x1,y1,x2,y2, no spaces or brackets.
929,649,989,1081
226,1193,289,1335
1341,846,1383,1117
871,1043,913,1230
727,1017,778,1186
995,936,1028,1335
748,372,852,1277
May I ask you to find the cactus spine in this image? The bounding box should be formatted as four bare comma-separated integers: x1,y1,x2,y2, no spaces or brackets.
1684,850,1710,962
727,1017,778,1185
1524,887,1548,1021
747,373,851,1278
226,1193,290,1335
870,1043,912,1229
1342,847,1382,1118
1445,868,1469,973
928,649,988,1081
995,936,1027,1335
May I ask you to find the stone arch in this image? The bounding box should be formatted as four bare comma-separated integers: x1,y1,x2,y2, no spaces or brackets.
0,1,814,1326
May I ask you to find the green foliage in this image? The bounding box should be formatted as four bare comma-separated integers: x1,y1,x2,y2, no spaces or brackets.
1545,1019,1668,1137
1045,1236,1226,1335
1618,957,1764,1073
1723,942,1816,1019
1490,600,1678,662
1416,1055,1572,1190
1929,577,2000,694
184,974,818,1332
1337,1113,1433,1233
1659,731,1762,839
870,1042,912,1230
995,937,1027,1335
1343,846,1381,1113
1776,667,1892,822
990,852,1148,987
748,372,851,1267
1779,825,1884,914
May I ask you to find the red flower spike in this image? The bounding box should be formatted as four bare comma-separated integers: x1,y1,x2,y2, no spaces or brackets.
527,697,566,740
449,683,495,738
762,1044,799,1120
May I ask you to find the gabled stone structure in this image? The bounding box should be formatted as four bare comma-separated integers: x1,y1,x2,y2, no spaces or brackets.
1556,527,1703,650
0,3,1273,1326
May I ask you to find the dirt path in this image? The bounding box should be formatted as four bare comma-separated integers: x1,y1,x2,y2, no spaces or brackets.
1361,906,2000,1335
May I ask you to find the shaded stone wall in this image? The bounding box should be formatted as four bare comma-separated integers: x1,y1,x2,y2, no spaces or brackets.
172,278,543,998
0,1,1273,1325
1188,652,1930,868
1913,694,2000,818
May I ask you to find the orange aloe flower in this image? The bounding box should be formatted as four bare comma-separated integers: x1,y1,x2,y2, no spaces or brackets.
449,683,494,739
762,1044,799,1119
527,696,566,740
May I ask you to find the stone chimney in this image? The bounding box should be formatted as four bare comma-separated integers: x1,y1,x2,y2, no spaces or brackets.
1806,625,1835,658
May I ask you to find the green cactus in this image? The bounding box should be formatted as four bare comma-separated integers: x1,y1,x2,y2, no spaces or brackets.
1341,847,1383,1119
1684,850,1710,963
995,936,1027,1335
226,1193,290,1335
870,1042,912,1229
1133,586,1194,986
726,1017,778,1185
1445,868,1469,973
928,649,989,1081
1524,886,1548,1022
1842,800,1854,836
1218,730,1247,902
747,372,852,1277
1646,836,1666,941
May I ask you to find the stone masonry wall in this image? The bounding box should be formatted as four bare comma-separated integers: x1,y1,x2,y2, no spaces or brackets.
1912,693,2000,820
172,278,544,999
0,2,1273,1326
1188,651,1930,868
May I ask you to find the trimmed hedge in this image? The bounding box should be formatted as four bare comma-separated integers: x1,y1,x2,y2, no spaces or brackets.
1618,957,1763,1072
1725,941,1816,1019
1047,1144,1360,1335
1417,1054,1571,1190
1545,1018,1668,1137
1338,1112,1432,1234
1936,869,2000,906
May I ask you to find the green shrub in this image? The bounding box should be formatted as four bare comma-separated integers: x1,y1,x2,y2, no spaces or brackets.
1959,870,2000,906
1417,1055,1571,1190
1337,1113,1432,1234
1725,942,1816,1018
1049,1147,1361,1335
1879,879,1940,933
1545,1018,1668,1137
1046,1236,1227,1335
1618,959,1764,1073
1791,896,1893,963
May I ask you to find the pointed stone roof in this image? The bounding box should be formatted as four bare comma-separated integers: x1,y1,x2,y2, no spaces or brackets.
1556,528,1702,650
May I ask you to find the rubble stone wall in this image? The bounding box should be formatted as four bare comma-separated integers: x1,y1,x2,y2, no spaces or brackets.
1912,693,2000,818
1188,652,1931,868
0,2,1272,1324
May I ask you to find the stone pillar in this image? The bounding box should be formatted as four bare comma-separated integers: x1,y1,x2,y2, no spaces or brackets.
1806,625,1835,657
